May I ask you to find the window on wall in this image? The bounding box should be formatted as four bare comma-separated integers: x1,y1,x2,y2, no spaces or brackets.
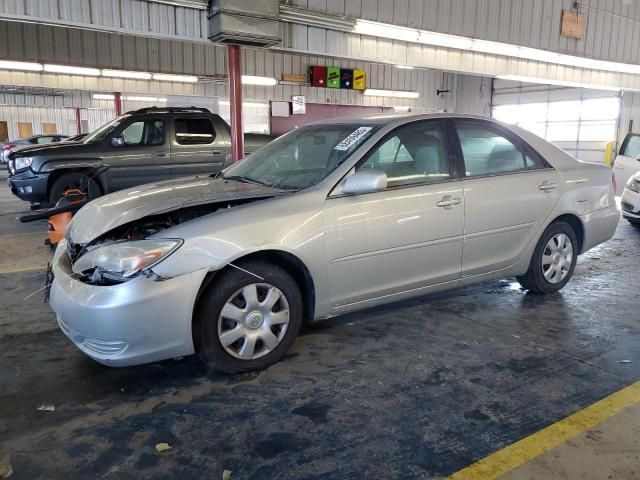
492,95,620,163
218,100,270,134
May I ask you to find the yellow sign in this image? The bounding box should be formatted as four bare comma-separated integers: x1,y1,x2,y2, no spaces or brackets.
353,69,366,90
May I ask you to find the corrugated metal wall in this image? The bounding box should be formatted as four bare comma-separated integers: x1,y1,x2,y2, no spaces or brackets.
4,0,639,67
0,105,114,139
292,0,640,65
0,0,208,41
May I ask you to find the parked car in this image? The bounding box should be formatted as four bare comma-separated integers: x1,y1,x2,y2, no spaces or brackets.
49,113,619,373
7,107,274,207
1,134,69,164
620,171,640,225
613,132,640,195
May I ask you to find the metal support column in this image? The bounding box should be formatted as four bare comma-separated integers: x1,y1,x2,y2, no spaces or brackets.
114,92,123,117
75,108,82,135
227,44,244,163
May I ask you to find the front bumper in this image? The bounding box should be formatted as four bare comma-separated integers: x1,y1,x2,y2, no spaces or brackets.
7,169,48,203
49,239,209,367
621,188,640,222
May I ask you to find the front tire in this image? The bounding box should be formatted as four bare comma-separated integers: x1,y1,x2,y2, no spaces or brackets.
193,261,303,373
48,172,101,205
517,221,578,294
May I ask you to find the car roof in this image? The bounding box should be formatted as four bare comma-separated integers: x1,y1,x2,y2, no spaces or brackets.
309,112,500,126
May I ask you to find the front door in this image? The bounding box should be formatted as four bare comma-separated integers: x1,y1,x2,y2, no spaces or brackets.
453,119,562,277
102,117,170,190
324,120,464,307
170,116,227,178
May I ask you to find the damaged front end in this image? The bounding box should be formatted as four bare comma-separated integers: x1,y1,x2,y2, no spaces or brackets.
66,198,267,286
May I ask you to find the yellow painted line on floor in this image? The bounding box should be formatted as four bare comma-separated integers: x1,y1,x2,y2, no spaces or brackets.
448,381,640,479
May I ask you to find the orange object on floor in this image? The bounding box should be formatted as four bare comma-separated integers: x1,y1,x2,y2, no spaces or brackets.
46,188,85,247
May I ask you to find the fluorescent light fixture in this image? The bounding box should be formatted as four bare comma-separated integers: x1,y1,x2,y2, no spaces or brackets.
496,75,622,92
218,100,270,108
93,93,169,102
102,69,152,80
396,65,414,70
44,64,101,76
353,19,640,76
364,88,419,99
126,95,166,102
152,73,198,83
354,20,419,43
0,60,43,72
241,75,278,86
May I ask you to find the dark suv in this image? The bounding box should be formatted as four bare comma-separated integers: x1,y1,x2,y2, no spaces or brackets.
7,107,275,207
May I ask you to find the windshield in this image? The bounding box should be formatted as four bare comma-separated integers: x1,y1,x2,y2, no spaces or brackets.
82,115,131,144
223,123,379,190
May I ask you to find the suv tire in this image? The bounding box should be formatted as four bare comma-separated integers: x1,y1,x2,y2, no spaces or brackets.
49,172,101,205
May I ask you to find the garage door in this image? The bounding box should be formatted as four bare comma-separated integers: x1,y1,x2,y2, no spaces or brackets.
492,79,620,164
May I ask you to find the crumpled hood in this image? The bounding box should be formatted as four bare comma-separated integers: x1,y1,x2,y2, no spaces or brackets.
68,176,284,244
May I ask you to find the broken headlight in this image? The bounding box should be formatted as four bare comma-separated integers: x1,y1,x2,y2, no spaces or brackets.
71,239,182,280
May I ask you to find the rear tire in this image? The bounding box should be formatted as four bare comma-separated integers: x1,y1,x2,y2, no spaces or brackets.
517,221,578,294
626,218,640,228
48,172,101,205
193,260,303,374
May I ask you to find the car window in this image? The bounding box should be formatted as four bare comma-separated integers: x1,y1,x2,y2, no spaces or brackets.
358,121,450,188
524,146,549,170
121,120,164,146
621,134,640,157
175,118,215,145
456,123,526,176
36,136,55,144
222,123,379,190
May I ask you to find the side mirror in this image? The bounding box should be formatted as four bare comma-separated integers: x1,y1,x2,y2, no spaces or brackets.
341,170,387,195
111,136,125,147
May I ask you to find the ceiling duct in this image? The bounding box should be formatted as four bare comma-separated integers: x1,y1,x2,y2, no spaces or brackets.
208,0,281,47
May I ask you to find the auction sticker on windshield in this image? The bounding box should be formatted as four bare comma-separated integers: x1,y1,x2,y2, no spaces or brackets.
334,127,373,151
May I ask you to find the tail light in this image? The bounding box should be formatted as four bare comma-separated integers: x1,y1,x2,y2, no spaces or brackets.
1,144,15,151
612,172,617,194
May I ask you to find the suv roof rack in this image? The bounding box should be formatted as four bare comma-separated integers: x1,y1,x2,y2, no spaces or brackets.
127,106,211,114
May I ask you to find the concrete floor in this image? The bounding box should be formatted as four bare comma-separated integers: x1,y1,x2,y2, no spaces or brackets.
1,170,640,479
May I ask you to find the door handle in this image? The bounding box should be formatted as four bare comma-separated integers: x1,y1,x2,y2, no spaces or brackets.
156,152,167,158
436,196,461,208
212,150,222,155
539,181,557,192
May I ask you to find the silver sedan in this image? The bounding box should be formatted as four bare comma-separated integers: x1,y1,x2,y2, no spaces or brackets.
50,114,619,372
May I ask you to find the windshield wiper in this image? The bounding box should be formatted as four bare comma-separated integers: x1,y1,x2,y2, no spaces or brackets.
224,175,273,188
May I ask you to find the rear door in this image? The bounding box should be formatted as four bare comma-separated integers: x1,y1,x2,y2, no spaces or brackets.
170,116,227,178
453,119,562,277
614,133,640,195
101,116,170,190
